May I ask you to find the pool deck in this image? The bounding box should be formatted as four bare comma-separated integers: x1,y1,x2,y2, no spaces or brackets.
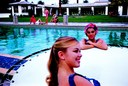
0,22,128,28
9,47,128,86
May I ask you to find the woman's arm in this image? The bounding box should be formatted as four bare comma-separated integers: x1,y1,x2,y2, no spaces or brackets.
88,39,108,50
80,39,94,50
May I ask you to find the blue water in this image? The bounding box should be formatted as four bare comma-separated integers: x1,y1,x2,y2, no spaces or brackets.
0,26,128,56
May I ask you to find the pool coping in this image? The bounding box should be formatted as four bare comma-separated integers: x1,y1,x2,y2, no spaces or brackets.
0,22,128,28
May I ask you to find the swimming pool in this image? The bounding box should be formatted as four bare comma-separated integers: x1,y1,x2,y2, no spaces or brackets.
0,25,128,86
0,26,128,56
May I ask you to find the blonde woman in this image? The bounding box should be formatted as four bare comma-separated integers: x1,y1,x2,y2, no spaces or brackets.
46,36,100,86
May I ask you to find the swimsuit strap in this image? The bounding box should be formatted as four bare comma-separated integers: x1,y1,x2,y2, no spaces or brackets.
96,39,100,42
68,73,100,86
68,73,76,86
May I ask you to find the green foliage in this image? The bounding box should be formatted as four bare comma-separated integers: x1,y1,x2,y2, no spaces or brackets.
109,0,128,6
0,15,128,23
67,15,128,22
83,0,88,3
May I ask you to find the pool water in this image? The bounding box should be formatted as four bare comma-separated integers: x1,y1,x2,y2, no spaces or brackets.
0,26,128,56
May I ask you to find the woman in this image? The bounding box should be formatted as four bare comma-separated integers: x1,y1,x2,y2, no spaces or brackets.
46,36,100,86
44,8,49,24
36,18,44,25
30,15,36,24
51,14,58,24
80,23,108,50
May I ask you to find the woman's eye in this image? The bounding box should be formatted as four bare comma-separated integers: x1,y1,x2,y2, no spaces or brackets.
73,49,81,53
73,49,78,52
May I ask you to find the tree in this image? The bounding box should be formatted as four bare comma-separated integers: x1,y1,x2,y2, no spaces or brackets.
0,0,13,13
0,0,28,13
59,0,62,15
77,0,79,3
38,1,44,5
61,0,68,4
109,0,128,6
109,0,128,16
83,0,88,3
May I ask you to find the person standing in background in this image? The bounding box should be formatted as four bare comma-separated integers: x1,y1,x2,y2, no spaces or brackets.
44,8,49,25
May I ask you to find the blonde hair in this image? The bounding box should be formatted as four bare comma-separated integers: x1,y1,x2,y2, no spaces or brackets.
46,36,78,86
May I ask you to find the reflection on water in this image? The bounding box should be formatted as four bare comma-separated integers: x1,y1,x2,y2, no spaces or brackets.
7,28,25,54
0,26,128,56
108,31,127,46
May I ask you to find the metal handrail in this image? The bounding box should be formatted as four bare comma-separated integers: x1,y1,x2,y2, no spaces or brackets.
1,48,51,85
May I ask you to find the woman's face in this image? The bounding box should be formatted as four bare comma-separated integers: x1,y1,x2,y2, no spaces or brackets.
86,28,96,40
64,42,82,68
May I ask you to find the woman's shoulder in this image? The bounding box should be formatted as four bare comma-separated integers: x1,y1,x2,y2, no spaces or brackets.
69,73,93,86
69,73,100,86
96,38,104,42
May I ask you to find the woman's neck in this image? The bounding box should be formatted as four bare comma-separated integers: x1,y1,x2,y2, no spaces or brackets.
58,62,74,74
58,63,75,86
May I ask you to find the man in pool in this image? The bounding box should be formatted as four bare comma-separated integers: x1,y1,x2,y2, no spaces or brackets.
80,23,108,50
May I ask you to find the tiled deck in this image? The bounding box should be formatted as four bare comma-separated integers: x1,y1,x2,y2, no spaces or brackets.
0,55,27,75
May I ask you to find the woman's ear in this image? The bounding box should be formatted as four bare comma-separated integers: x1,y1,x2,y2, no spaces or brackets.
58,51,65,60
